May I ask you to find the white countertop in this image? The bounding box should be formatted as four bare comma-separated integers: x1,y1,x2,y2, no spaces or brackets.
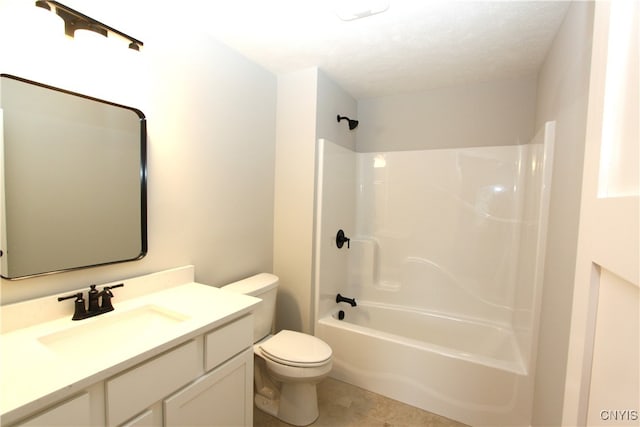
0,276,260,424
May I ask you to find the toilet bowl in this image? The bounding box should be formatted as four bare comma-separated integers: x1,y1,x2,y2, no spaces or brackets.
221,274,333,426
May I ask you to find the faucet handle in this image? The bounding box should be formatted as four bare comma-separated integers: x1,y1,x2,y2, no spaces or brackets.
57,292,87,320
57,292,83,302
100,283,124,312
336,229,351,249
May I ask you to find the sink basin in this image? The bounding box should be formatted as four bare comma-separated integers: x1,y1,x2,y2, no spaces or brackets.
38,305,190,355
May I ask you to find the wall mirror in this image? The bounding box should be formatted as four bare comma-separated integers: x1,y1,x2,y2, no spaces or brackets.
0,74,147,280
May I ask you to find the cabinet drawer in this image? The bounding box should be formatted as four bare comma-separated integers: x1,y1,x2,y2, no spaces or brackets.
15,393,90,427
205,315,252,371
106,340,200,426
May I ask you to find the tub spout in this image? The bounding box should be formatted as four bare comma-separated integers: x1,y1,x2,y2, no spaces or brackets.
336,293,357,307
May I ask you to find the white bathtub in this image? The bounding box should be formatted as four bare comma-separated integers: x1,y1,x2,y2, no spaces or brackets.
316,302,534,426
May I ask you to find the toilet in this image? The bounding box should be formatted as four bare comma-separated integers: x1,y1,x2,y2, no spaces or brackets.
221,273,332,426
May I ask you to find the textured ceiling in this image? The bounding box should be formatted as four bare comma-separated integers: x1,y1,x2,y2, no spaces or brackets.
197,1,570,99
75,0,570,100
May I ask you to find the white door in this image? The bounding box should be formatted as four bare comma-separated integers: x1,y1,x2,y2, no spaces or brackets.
563,1,639,426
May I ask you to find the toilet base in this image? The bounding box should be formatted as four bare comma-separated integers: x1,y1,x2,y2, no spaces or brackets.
255,394,279,418
278,382,319,426
255,382,319,426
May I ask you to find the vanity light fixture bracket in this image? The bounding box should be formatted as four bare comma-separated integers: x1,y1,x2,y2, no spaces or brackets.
34,1,144,51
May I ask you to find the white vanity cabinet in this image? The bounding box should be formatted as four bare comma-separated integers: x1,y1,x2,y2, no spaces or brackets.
163,315,255,427
11,314,254,427
1,268,260,427
109,314,254,427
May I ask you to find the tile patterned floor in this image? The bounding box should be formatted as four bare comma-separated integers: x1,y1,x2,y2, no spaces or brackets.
253,377,468,427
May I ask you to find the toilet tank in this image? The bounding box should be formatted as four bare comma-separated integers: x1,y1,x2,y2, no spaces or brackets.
221,273,278,342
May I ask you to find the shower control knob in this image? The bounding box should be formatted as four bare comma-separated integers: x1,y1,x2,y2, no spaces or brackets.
336,229,350,249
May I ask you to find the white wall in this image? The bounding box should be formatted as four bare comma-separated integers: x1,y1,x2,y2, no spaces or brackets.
356,75,537,152
273,68,357,333
273,68,318,333
316,72,358,151
0,0,276,304
531,2,594,426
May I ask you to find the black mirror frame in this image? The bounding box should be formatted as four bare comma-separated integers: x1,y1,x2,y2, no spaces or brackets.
0,74,147,280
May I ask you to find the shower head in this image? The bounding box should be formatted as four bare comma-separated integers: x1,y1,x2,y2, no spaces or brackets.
337,115,359,130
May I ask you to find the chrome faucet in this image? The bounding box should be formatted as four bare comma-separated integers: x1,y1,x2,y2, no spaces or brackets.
58,283,124,320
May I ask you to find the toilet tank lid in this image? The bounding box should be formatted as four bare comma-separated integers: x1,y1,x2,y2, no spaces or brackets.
221,273,278,296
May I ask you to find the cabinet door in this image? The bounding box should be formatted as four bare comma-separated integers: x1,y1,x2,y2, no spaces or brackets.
120,403,162,427
164,348,253,427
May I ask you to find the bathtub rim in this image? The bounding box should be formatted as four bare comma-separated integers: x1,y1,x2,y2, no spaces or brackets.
318,310,527,375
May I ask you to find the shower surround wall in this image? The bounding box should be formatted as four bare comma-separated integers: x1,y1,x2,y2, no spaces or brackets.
354,147,527,327
314,123,554,425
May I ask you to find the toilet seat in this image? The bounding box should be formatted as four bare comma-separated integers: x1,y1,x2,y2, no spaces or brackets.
258,330,332,368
